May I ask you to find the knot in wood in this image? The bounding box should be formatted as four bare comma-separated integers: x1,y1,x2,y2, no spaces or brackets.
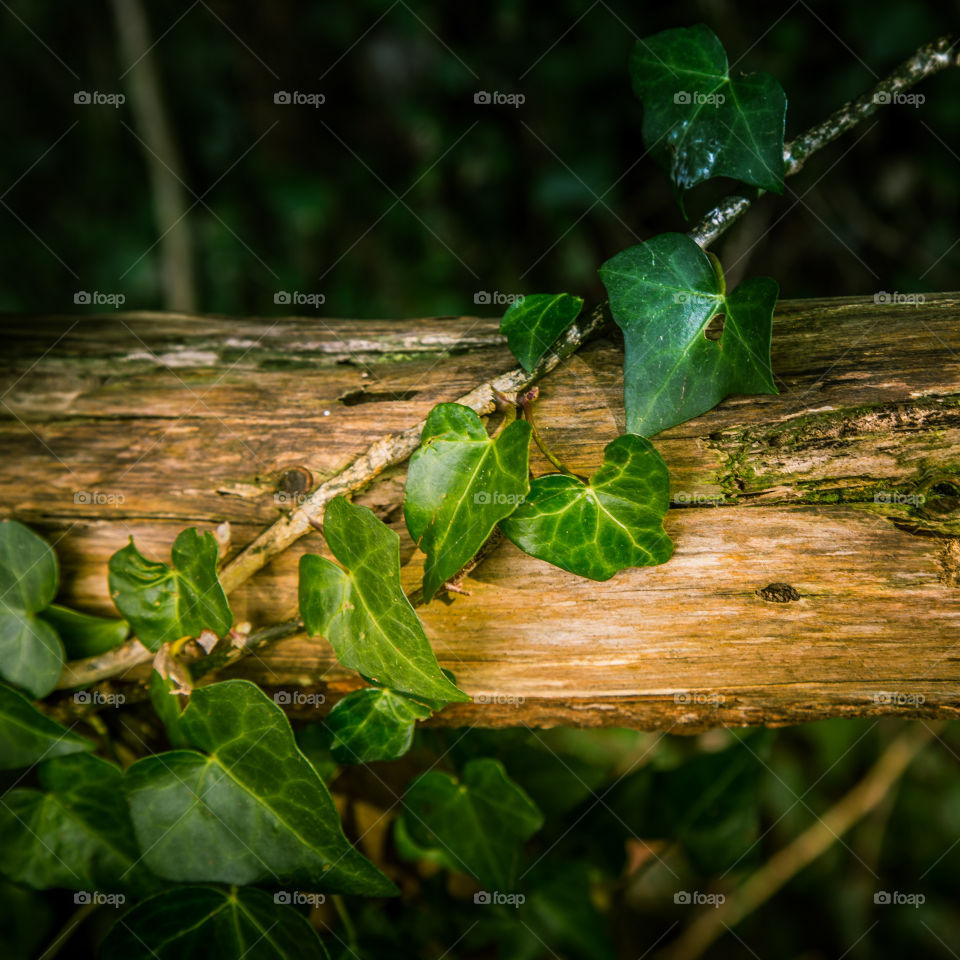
757,582,801,603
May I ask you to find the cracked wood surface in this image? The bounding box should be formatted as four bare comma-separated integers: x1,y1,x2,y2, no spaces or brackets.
2,294,959,730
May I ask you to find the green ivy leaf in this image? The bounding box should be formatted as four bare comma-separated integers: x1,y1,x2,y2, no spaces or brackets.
0,681,93,770
101,885,330,960
599,232,778,436
0,520,63,697
401,758,544,890
404,403,531,601
326,688,431,764
124,679,395,896
300,497,467,703
0,753,154,894
108,528,232,652
39,604,129,659
148,669,190,748
500,434,673,580
630,24,786,195
500,293,584,372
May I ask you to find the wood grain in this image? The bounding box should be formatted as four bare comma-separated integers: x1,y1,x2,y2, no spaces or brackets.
2,295,959,729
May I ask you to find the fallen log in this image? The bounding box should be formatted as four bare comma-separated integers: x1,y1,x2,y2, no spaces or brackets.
1,293,959,729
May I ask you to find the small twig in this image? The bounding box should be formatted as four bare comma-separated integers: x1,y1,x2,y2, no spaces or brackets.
662,722,939,960
57,34,959,690
519,387,586,479
36,901,99,960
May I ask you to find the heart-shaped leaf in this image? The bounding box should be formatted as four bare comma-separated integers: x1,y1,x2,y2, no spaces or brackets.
101,885,330,960
500,434,673,580
0,753,155,894
124,679,395,896
300,497,467,703
0,520,63,697
404,403,531,601
326,687,431,764
500,293,584,372
599,232,778,436
0,682,93,770
108,528,232,652
39,605,129,659
400,758,544,890
630,24,786,195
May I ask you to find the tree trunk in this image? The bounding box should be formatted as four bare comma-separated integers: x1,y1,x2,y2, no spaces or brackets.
2,294,959,730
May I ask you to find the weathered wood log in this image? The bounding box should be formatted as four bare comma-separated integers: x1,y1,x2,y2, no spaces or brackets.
2,294,959,730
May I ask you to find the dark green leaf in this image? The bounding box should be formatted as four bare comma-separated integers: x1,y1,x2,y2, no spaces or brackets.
39,604,129,659
148,669,190,747
401,758,544,890
0,753,154,894
0,610,63,699
500,434,672,580
606,731,773,873
124,679,395,895
326,687,431,764
295,724,338,782
108,528,232,651
500,293,583,372
404,403,531,601
0,519,58,614
101,885,330,960
599,232,778,436
300,497,467,703
0,681,93,770
630,24,786,194
0,521,63,697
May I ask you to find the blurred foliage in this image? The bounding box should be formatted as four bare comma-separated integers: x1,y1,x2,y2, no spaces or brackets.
1,0,958,317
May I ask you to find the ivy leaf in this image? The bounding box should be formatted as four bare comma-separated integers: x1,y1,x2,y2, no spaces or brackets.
500,434,673,580
404,403,531,601
0,753,154,894
101,885,330,960
0,520,63,697
0,682,93,770
124,679,395,896
39,604,129,659
148,669,190,748
401,758,544,890
500,293,584,372
326,687,431,764
630,24,786,195
108,528,232,652
599,232,778,436
300,497,467,703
